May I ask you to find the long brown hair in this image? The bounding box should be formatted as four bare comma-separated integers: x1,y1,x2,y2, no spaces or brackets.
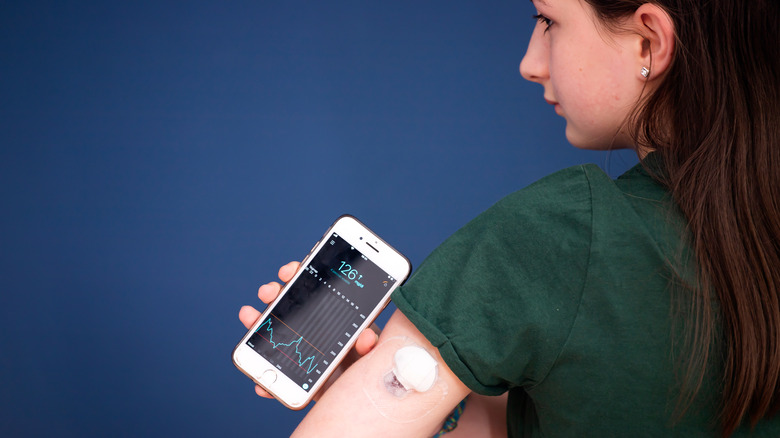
584,0,780,435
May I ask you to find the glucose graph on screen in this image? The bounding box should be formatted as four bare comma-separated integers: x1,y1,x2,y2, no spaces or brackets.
253,288,366,383
255,316,322,375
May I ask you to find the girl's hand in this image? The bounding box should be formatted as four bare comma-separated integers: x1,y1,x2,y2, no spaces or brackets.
237,261,380,400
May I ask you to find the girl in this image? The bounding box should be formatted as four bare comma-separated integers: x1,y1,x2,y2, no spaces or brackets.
240,0,780,435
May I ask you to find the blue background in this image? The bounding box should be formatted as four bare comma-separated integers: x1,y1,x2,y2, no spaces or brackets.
0,1,637,436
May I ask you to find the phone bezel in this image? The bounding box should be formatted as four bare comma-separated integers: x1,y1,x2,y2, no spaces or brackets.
232,215,411,409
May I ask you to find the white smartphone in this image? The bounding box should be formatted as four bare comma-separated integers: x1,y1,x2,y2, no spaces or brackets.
232,215,412,409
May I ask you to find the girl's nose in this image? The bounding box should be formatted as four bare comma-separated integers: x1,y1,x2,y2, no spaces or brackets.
519,26,549,83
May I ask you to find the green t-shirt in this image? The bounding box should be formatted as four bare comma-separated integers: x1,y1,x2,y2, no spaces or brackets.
392,161,780,437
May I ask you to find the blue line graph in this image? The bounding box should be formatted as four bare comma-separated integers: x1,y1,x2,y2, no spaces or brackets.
256,316,319,375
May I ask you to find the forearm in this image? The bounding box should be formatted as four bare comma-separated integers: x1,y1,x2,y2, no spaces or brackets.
292,311,471,438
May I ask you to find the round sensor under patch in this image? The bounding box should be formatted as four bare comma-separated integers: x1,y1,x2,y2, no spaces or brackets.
360,337,448,423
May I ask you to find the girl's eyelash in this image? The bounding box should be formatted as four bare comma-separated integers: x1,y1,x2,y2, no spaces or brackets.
532,13,553,32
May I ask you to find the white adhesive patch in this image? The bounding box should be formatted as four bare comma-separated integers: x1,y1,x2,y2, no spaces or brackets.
360,337,448,423
392,345,438,393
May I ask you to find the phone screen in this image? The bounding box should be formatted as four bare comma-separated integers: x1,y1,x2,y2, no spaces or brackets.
245,232,398,391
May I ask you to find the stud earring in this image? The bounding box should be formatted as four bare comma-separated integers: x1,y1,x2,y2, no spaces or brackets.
640,66,650,78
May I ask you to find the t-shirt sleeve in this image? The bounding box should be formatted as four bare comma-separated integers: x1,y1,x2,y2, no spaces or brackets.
392,165,595,395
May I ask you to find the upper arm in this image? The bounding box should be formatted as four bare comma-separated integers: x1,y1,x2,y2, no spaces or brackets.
292,309,472,438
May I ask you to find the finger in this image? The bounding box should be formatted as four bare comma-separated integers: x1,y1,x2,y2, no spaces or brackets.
354,327,379,356
239,305,261,329
278,261,301,283
257,282,282,304
255,384,274,399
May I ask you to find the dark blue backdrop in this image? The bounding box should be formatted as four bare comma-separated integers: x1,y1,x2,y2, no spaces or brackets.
0,1,637,436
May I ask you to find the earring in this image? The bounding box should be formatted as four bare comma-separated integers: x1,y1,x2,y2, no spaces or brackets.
640,66,650,78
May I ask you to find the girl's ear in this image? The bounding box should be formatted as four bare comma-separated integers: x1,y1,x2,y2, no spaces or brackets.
632,4,675,80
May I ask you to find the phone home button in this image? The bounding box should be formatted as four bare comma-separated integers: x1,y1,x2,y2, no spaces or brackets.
260,369,277,384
